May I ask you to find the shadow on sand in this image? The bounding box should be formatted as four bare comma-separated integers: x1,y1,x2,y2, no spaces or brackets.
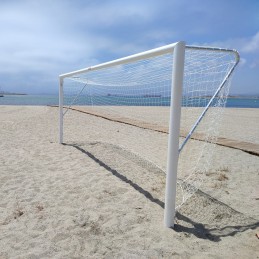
65,143,259,242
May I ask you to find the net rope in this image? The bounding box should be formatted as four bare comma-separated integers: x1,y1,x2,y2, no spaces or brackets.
62,47,237,210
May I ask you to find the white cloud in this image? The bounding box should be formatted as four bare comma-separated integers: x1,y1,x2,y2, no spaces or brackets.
199,32,259,55
241,32,259,53
0,0,158,74
0,0,258,94
239,57,247,66
0,0,162,93
191,32,259,72
76,1,155,27
249,61,259,69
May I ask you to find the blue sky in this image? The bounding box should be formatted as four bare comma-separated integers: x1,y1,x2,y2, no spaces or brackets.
0,0,258,95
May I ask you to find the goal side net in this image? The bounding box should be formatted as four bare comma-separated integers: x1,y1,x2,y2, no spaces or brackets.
59,42,239,227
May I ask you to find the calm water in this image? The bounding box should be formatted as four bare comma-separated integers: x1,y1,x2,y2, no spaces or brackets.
0,95,58,106
0,94,259,108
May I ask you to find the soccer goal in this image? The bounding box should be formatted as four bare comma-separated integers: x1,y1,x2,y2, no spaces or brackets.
59,41,239,228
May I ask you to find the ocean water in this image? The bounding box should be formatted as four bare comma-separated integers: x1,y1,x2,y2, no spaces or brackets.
0,94,259,108
0,95,58,106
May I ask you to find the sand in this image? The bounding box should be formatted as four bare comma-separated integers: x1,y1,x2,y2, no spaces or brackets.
0,105,258,258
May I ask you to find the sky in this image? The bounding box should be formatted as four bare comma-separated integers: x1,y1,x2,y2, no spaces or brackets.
0,0,258,95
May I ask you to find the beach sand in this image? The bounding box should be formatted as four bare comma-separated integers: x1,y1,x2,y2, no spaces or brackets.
0,105,258,258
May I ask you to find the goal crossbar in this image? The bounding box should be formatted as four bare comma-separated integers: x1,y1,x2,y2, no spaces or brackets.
59,44,239,80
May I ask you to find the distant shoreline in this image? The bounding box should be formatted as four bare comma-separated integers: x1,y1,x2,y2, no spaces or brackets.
191,95,259,100
227,95,259,100
2,92,27,96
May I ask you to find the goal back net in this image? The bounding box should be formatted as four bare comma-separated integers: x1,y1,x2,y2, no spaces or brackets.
59,42,239,227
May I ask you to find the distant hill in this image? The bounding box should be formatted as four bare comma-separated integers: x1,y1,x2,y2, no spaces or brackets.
2,92,27,95
228,95,259,99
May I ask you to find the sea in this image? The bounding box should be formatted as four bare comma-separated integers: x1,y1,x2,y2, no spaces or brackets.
0,94,259,108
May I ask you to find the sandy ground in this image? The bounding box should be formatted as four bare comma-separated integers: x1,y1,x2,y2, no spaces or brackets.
0,105,258,258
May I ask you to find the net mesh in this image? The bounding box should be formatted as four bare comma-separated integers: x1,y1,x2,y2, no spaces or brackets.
62,47,237,210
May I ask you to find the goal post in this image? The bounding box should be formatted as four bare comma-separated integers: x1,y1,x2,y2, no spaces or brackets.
164,41,185,228
58,41,239,228
59,78,64,145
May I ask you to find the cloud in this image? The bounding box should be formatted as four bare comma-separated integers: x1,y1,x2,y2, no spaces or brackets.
0,0,163,93
249,61,259,69
193,32,259,70
239,58,247,67
241,32,259,53
0,0,258,94
0,0,157,72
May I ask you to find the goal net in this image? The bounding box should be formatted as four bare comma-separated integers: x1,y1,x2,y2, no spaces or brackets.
59,42,239,227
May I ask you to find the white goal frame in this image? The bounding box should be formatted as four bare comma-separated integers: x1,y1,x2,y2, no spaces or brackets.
58,41,239,228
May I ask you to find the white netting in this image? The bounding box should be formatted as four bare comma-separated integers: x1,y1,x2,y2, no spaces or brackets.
62,47,238,210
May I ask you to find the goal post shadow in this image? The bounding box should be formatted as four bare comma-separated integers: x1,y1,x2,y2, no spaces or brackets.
63,142,259,241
